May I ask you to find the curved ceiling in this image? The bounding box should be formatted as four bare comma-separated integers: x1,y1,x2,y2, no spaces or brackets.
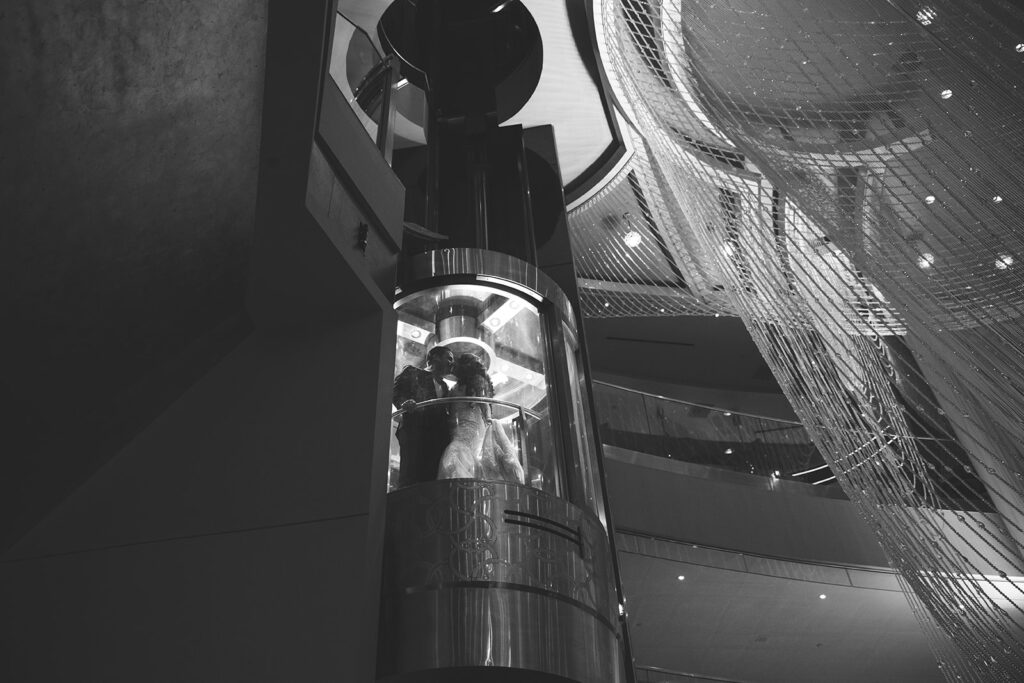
337,0,618,187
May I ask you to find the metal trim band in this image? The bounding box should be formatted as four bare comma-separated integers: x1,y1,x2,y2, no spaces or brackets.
399,248,577,330
398,580,620,632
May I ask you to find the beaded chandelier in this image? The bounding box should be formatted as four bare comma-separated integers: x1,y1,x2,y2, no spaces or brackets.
571,1,1024,678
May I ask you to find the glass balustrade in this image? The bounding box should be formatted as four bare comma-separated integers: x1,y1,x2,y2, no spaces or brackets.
592,381,839,489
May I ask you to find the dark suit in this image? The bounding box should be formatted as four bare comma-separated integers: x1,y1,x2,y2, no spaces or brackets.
393,366,450,487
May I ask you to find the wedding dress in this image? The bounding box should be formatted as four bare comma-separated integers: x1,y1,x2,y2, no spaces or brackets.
438,388,525,484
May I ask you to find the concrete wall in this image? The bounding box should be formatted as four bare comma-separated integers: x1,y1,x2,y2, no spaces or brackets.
2,319,395,681
1,1,404,680
0,0,269,553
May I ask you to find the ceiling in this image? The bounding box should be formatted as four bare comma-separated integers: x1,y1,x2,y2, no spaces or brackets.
337,0,616,186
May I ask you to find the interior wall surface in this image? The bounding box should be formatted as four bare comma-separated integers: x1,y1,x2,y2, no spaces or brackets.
1,0,404,679
0,0,269,553
1,317,394,682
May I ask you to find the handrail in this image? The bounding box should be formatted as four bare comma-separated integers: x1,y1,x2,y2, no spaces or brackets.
593,379,804,425
594,379,958,443
392,396,542,421
391,395,539,484
332,11,397,164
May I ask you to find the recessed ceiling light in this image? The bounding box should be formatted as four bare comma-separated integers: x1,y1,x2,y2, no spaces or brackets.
992,195,1003,203
996,254,1014,270
724,448,734,455
940,89,953,99
623,230,642,248
924,195,936,204
1016,43,1024,53
677,575,685,581
603,302,610,308
917,253,936,269
819,594,828,600
916,8,936,25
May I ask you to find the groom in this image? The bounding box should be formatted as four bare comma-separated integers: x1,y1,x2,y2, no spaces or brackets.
392,345,455,487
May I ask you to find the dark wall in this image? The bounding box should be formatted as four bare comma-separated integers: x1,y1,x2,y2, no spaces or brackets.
0,0,269,551
2,319,395,681
2,1,404,679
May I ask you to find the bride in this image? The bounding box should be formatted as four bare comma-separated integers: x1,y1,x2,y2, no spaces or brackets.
437,353,526,484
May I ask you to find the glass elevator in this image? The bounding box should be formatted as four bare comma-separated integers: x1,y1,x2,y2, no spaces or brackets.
374,2,628,680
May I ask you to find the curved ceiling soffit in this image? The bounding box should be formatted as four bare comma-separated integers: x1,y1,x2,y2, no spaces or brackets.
337,0,621,190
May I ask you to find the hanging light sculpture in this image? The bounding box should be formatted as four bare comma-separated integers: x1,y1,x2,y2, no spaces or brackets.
570,0,1024,678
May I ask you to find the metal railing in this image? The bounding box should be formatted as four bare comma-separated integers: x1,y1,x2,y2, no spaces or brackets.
331,11,400,164
392,396,539,478
389,395,552,492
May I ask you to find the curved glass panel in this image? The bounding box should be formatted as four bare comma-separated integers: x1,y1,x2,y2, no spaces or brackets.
390,283,561,495
328,14,384,141
592,381,836,488
562,322,606,523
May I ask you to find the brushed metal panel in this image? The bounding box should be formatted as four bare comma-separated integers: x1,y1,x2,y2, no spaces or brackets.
379,480,623,682
379,586,621,682
402,249,576,329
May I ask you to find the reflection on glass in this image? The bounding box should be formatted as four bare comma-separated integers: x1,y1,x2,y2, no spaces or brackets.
591,381,834,486
390,284,560,495
328,13,426,157
329,16,384,141
562,322,607,524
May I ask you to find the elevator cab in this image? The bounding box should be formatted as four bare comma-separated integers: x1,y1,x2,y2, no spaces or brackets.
377,249,623,682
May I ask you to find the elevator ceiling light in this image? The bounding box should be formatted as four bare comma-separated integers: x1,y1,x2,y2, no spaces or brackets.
623,230,643,248
996,254,1014,270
